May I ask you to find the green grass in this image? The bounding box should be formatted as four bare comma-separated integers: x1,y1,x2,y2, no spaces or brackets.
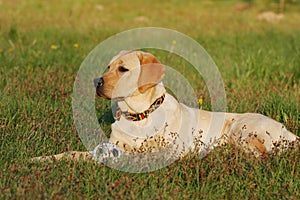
1,0,300,199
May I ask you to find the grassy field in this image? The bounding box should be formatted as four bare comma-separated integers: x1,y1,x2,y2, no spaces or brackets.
1,0,300,199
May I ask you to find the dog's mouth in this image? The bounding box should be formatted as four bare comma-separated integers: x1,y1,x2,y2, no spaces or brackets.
96,90,111,100
94,77,126,101
94,79,111,100
95,89,125,101
114,96,125,101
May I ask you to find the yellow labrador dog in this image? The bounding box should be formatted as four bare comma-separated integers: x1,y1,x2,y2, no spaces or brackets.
32,50,299,162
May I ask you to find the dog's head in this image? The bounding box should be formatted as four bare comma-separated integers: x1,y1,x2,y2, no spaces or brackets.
94,51,165,99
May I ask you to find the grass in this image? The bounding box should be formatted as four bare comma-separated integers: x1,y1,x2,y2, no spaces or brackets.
0,0,300,199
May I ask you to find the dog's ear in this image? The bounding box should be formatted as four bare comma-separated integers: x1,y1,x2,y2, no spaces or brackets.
137,52,165,93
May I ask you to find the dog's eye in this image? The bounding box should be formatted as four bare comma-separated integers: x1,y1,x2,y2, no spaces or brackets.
105,66,110,72
118,66,129,72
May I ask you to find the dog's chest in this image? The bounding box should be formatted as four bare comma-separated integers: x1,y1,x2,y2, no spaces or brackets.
110,107,182,153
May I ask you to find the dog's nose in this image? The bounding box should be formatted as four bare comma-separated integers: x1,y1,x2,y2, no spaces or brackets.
94,77,104,88
94,78,100,88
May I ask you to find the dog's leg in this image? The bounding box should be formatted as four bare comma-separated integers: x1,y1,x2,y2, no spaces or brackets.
29,151,92,162
228,113,299,154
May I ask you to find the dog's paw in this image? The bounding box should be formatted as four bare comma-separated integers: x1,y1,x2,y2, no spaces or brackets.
91,142,122,163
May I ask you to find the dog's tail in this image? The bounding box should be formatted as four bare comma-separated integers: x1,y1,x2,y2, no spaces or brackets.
29,151,92,162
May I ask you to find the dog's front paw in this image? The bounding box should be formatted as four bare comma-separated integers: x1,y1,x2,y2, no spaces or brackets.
91,142,122,163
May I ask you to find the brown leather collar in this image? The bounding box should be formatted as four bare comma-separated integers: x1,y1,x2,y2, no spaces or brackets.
114,94,165,121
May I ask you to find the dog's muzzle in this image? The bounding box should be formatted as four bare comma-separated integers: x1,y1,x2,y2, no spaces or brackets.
94,77,104,88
